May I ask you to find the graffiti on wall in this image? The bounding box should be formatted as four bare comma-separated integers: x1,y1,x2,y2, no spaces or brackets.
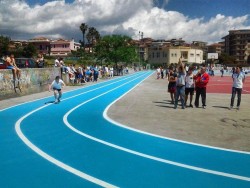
0,68,60,97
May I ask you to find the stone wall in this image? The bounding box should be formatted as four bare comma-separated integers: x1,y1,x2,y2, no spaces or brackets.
0,68,61,100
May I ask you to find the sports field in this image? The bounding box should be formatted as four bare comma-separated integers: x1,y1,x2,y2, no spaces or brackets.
207,75,250,94
0,71,249,187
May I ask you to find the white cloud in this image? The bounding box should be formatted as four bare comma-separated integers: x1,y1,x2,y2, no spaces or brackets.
0,0,249,43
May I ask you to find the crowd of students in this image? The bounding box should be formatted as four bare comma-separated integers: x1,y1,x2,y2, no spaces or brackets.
53,57,124,84
157,62,246,110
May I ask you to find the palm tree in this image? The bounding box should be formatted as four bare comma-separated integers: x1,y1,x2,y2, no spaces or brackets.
79,23,88,48
86,27,100,53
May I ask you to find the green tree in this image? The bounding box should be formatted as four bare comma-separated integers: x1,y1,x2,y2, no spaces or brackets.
94,35,137,68
86,27,100,53
0,35,11,56
79,23,88,47
22,43,37,57
86,27,100,44
219,53,236,65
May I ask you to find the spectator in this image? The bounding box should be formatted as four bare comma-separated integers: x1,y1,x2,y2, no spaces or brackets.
160,67,164,79
220,67,224,77
110,66,114,77
194,66,210,109
156,67,161,79
54,57,60,67
59,57,67,73
36,54,44,68
185,68,195,108
6,54,21,80
93,67,99,82
230,66,245,110
167,68,177,104
174,63,186,109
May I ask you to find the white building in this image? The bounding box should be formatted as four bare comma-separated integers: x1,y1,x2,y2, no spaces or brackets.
148,46,203,66
50,38,81,56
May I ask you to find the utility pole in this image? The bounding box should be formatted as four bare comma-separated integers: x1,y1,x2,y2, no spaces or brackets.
138,31,143,71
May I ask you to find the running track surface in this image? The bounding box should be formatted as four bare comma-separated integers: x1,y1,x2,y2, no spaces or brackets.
1,71,250,188
207,75,250,94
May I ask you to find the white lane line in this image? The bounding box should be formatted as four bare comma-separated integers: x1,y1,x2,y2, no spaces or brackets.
103,87,250,155
14,72,149,187
15,106,118,188
62,74,250,182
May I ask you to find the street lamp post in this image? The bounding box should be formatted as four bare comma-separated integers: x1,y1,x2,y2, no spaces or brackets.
138,31,143,70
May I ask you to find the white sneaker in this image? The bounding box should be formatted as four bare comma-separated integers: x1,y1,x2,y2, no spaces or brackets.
54,99,58,104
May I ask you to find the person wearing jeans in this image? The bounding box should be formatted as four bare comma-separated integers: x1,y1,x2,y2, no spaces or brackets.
230,67,245,110
174,62,186,109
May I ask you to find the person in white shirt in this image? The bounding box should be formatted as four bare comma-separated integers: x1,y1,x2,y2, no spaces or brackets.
49,76,66,104
174,63,186,109
109,67,114,77
230,67,245,110
185,68,195,107
156,67,160,79
54,57,60,67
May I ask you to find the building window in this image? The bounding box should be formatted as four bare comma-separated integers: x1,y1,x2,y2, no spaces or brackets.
157,52,160,58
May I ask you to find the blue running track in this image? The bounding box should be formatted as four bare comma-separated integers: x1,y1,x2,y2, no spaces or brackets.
1,71,250,187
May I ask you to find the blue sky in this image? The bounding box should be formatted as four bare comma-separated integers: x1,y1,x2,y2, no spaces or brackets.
165,0,250,21
1,0,250,43
25,0,250,21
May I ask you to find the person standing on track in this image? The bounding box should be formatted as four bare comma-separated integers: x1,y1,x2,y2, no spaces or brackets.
49,76,66,104
194,66,209,109
230,66,245,110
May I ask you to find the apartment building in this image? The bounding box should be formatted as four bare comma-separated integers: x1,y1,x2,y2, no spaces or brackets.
28,37,50,55
148,44,203,66
50,38,80,56
222,29,250,64
28,37,80,56
147,42,169,66
207,42,224,55
136,38,154,63
169,47,203,65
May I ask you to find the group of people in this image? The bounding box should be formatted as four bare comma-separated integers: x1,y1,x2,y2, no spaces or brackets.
54,57,118,84
3,53,45,80
167,62,209,109
164,61,246,110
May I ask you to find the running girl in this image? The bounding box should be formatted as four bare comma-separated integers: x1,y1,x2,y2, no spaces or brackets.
49,76,66,104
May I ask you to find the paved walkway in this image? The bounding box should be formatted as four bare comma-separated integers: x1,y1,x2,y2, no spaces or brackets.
108,73,250,152
1,72,250,152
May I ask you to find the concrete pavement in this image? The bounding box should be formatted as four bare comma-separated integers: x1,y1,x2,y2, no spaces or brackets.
107,73,250,152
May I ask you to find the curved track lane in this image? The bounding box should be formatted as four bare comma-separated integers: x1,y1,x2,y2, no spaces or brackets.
1,71,250,188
